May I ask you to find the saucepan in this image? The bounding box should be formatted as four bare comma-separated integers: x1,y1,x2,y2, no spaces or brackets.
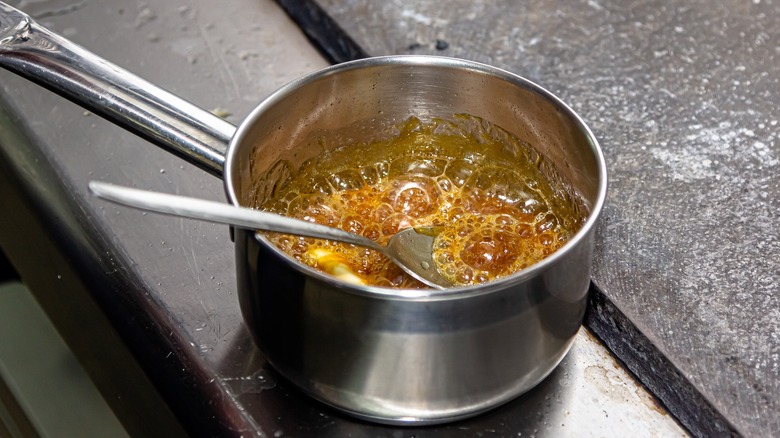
0,2,606,424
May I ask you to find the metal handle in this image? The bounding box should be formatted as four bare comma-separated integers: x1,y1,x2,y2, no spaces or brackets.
88,181,384,251
0,2,235,177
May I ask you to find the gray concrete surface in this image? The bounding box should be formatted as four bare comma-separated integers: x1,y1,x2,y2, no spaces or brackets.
312,1,779,436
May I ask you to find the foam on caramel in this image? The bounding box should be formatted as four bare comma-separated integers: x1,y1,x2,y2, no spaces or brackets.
258,115,586,288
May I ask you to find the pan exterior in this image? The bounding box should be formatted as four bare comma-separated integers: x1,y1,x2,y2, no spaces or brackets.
226,56,606,424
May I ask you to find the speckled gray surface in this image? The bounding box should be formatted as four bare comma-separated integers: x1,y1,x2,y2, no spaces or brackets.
313,1,780,436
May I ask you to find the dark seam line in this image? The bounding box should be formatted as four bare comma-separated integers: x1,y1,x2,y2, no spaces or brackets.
275,0,369,64
586,283,739,437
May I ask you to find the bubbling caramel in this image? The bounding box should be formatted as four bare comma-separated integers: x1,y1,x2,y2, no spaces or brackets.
258,115,586,288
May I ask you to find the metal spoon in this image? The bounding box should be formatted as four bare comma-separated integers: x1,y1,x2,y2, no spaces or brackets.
88,181,450,289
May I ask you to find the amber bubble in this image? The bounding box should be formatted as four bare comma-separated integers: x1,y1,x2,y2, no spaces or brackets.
459,231,519,275
437,175,453,192
444,159,475,187
515,223,533,238
359,165,381,186
390,156,447,178
364,225,381,242
342,216,365,234
538,232,556,246
382,176,440,218
535,213,558,233
301,203,339,227
329,169,365,191
381,213,414,236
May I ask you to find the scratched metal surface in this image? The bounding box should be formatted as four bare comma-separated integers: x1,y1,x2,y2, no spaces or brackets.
0,0,324,433
312,1,780,436
2,0,683,436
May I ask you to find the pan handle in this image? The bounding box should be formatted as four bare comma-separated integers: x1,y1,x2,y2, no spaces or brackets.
0,2,235,178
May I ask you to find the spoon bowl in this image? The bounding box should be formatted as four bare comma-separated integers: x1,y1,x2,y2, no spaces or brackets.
88,181,450,289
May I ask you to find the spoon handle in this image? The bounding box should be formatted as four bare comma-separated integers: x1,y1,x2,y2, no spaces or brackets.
88,181,383,251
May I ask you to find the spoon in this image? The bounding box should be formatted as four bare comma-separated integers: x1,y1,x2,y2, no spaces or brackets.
88,181,451,289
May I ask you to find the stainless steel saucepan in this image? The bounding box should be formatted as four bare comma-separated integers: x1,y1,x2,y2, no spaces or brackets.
0,2,607,424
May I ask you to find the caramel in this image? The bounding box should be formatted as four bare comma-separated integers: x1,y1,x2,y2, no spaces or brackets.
259,116,586,288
